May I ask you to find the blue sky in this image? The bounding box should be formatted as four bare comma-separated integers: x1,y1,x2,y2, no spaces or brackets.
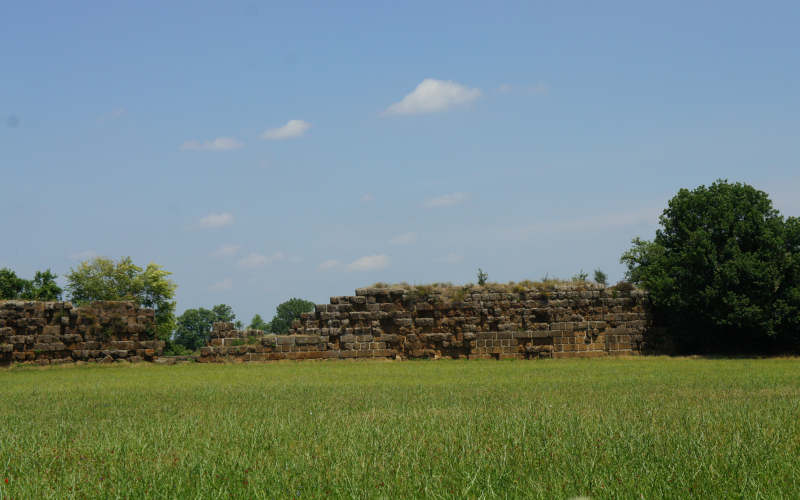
2,1,799,323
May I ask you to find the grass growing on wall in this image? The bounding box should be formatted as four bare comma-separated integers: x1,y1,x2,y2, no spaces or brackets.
1,358,799,498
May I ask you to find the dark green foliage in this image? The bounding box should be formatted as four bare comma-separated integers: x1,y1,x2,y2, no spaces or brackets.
174,304,238,350
22,270,63,300
0,268,27,299
621,180,800,353
270,298,315,334
593,269,607,286
162,341,192,356
248,314,270,332
0,268,62,300
477,268,488,286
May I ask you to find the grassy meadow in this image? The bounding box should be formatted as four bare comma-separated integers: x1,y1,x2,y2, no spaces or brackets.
0,358,798,499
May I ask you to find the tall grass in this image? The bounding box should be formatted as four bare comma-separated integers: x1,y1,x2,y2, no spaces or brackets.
1,358,798,498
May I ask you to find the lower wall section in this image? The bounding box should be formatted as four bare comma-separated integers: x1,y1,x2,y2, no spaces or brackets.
0,301,163,366
198,284,649,362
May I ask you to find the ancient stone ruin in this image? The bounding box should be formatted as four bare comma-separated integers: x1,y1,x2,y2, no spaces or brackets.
198,283,649,362
0,300,163,366
1,283,650,366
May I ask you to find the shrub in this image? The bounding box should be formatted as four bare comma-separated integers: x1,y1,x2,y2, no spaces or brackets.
593,269,608,285
477,269,488,286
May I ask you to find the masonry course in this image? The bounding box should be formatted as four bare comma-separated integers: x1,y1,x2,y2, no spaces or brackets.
0,300,163,366
198,283,650,362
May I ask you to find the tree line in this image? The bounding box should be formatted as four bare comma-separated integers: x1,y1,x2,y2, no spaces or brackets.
0,257,314,355
2,180,799,355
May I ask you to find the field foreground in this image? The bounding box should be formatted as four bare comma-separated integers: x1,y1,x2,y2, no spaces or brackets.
1,358,799,498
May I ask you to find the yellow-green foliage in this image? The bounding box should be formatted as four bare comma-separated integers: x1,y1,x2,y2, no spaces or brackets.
0,359,798,498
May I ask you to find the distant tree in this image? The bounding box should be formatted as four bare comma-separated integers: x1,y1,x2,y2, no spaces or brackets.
21,270,62,300
249,314,271,332
477,268,488,286
593,269,608,286
173,303,240,350
66,257,177,340
173,308,216,350
270,298,315,334
0,268,27,299
0,268,62,300
211,304,236,323
621,180,800,353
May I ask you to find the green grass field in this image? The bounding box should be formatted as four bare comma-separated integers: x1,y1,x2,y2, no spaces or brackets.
1,358,798,499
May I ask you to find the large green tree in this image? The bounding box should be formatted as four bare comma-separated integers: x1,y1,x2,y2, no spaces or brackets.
66,257,177,340
0,268,62,300
621,180,800,353
270,298,315,334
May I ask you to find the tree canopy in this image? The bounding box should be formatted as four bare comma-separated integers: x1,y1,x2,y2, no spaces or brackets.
270,298,315,334
248,314,270,332
621,180,800,353
173,304,238,350
66,257,177,340
0,268,62,301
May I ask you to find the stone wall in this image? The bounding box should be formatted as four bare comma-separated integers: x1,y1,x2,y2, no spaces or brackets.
0,301,163,366
198,284,650,362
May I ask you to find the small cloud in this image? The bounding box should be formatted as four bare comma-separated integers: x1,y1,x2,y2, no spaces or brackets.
180,137,243,151
209,278,233,291
423,192,469,208
212,244,240,257
390,232,417,245
361,193,374,202
497,83,513,93
440,253,463,264
529,82,549,95
237,252,285,268
288,256,304,263
70,250,98,261
6,114,20,128
346,254,389,271
319,259,341,270
385,78,481,115
98,108,126,123
262,119,311,140
198,212,234,229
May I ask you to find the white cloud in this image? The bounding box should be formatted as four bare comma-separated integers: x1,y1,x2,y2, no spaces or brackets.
390,232,417,245
440,253,463,264
361,193,374,202
70,250,98,261
385,78,481,115
423,192,469,208
212,244,240,257
237,252,285,268
180,137,243,151
198,213,234,229
319,259,341,270
209,278,233,291
262,119,311,140
346,254,390,272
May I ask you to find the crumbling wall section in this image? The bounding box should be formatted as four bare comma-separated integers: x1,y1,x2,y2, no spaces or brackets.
199,284,649,362
0,300,163,366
